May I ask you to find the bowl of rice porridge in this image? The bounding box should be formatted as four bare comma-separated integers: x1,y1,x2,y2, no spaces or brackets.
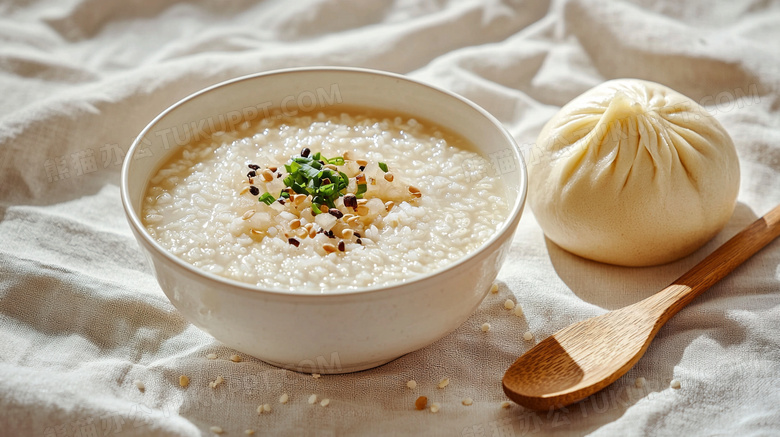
121,67,527,373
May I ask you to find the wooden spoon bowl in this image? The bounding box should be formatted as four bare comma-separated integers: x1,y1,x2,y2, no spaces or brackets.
503,204,780,410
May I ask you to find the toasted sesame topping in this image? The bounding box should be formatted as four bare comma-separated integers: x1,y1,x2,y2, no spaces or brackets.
462,398,473,406
356,173,366,184
133,379,145,391
501,401,511,409
242,210,255,220
308,394,318,404
356,205,369,216
481,322,491,332
323,243,337,253
343,193,358,209
490,283,499,293
384,173,394,182
356,159,368,166
312,373,321,379
670,379,681,389
409,186,422,198
263,404,271,413
437,378,450,389
504,299,515,310
248,164,260,170
338,241,345,252
328,208,344,219
320,399,330,407
279,393,289,404
245,430,255,435
288,238,300,247
260,169,274,182
407,380,417,389
247,170,256,179
240,186,250,195
179,375,190,388
342,228,354,239
230,354,242,362
415,396,427,410
206,353,217,359
635,377,646,388
385,201,394,211
249,186,260,196
250,229,263,236
308,227,317,238
523,331,534,341
289,219,301,230
514,306,524,317
301,147,311,157
210,426,223,434
209,375,224,389
430,402,441,413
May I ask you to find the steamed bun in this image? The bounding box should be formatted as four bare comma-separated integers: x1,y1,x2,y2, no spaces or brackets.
528,79,739,266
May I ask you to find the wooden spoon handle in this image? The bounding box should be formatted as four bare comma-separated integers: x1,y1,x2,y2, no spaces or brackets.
650,204,780,321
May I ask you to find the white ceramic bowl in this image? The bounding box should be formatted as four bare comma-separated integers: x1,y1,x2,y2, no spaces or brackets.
121,67,527,373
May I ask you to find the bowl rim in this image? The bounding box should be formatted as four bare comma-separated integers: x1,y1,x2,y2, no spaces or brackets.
121,66,527,298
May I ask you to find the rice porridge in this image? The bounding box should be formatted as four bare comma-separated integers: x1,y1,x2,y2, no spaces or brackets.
142,108,509,292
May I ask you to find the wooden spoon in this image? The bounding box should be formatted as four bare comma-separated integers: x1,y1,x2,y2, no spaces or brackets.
503,204,780,410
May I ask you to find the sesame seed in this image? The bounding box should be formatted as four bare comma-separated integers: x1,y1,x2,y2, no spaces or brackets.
209,375,224,389
210,426,223,434
245,430,255,435
635,377,646,388
240,186,250,195
504,299,515,310
323,243,337,253
523,331,534,341
261,169,274,182
408,186,422,198
249,186,260,196
338,241,345,252
343,193,358,209
279,393,289,404
501,401,511,409
342,229,354,239
437,378,450,389
384,173,394,182
206,353,217,359
670,379,681,389
179,375,190,388
415,396,427,410
356,205,369,216
133,380,145,391
462,398,473,406
430,403,441,413
248,164,260,170
407,380,417,389
250,229,263,236
263,404,271,412
230,354,242,362
247,170,256,178
312,373,321,379
242,210,255,220
320,399,330,407
290,219,301,230
301,148,311,157
385,201,394,211
288,238,300,247
308,394,318,404
514,306,524,317
490,283,499,294
356,159,368,166
481,322,491,332
328,208,344,219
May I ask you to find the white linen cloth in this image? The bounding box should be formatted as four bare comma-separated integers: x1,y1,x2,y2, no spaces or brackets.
1,0,779,435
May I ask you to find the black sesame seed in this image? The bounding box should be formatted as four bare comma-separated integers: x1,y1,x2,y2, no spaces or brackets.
325,230,335,238
247,170,256,178
288,238,300,247
248,164,260,170
301,148,311,157
356,238,362,245
277,198,285,205
249,186,260,196
269,166,277,172
277,173,282,178
359,165,366,171
343,193,358,209
328,208,344,219
354,232,362,238
338,241,345,252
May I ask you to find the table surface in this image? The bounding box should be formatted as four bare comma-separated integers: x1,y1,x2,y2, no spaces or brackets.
1,1,779,436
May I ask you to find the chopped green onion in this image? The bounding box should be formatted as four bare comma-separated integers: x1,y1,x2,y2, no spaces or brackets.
258,192,275,205
356,183,367,198
327,156,345,165
378,162,388,172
